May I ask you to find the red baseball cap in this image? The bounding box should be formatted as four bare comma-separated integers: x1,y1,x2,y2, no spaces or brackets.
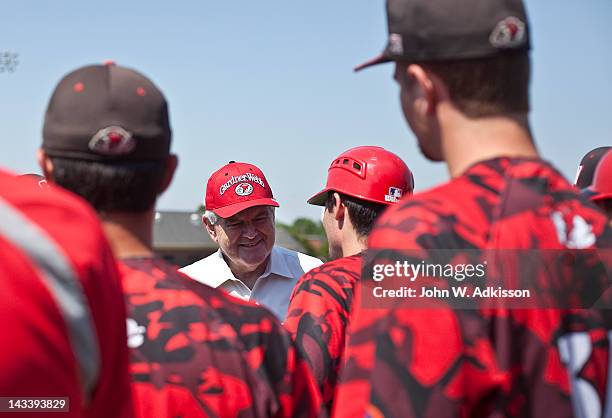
308,146,414,206
205,161,279,218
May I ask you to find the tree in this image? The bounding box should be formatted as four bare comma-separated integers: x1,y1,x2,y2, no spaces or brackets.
279,218,328,260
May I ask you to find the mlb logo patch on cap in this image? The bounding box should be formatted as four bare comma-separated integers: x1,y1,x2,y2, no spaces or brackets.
385,187,403,203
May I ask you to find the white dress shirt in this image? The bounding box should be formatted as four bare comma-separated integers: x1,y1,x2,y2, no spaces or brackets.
179,246,322,319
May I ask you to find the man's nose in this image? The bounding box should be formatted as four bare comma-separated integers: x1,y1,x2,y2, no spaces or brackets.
242,223,257,239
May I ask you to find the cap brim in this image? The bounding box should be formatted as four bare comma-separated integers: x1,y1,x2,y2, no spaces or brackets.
581,188,597,200
354,53,393,72
582,187,612,202
307,189,329,206
213,198,280,218
591,192,612,202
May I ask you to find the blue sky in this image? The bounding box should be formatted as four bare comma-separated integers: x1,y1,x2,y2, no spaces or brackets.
1,0,611,223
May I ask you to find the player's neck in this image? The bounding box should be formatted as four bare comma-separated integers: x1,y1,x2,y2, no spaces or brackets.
340,229,368,258
100,210,155,259
440,109,538,178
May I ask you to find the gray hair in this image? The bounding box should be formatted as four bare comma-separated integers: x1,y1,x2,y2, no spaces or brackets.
203,206,275,226
203,210,219,225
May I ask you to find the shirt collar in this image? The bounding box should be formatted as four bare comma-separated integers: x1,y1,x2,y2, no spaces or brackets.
265,246,293,279
201,249,238,288
210,246,293,288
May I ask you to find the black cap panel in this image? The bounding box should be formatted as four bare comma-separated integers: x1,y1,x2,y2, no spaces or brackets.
357,0,531,71
42,64,171,161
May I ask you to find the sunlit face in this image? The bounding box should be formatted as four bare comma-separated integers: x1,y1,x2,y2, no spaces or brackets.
212,206,275,273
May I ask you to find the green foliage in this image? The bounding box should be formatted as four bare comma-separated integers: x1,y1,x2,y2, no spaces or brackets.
278,217,328,260
289,218,324,236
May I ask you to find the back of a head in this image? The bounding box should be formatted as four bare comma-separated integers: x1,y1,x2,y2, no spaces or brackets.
42,62,172,212
356,0,532,118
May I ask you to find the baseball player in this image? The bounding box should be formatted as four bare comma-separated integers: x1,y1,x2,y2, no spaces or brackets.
180,161,322,320
582,149,612,224
333,0,612,417
39,63,322,418
0,173,134,418
283,146,413,411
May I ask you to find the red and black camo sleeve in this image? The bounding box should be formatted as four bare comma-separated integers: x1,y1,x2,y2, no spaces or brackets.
254,317,325,418
181,273,325,418
284,256,360,408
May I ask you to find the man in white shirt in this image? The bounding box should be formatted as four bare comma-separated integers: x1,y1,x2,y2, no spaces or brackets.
181,161,322,319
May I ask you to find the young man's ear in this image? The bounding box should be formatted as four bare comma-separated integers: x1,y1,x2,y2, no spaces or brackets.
37,149,54,180
159,154,178,194
407,64,438,115
332,193,345,222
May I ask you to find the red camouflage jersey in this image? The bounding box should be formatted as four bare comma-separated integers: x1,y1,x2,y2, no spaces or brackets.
333,158,612,418
285,254,361,410
119,256,323,418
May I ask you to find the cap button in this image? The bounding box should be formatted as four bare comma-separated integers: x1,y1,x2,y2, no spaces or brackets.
103,60,116,66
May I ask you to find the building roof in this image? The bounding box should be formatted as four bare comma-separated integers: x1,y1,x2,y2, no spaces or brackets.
152,211,305,252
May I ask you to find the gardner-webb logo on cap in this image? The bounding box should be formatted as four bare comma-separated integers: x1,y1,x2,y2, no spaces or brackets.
88,126,136,156
235,183,254,196
490,16,526,48
219,173,266,196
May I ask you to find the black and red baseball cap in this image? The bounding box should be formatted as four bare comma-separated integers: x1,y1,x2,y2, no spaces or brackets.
355,0,531,71
205,161,279,218
582,150,612,202
574,146,611,189
42,62,171,161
